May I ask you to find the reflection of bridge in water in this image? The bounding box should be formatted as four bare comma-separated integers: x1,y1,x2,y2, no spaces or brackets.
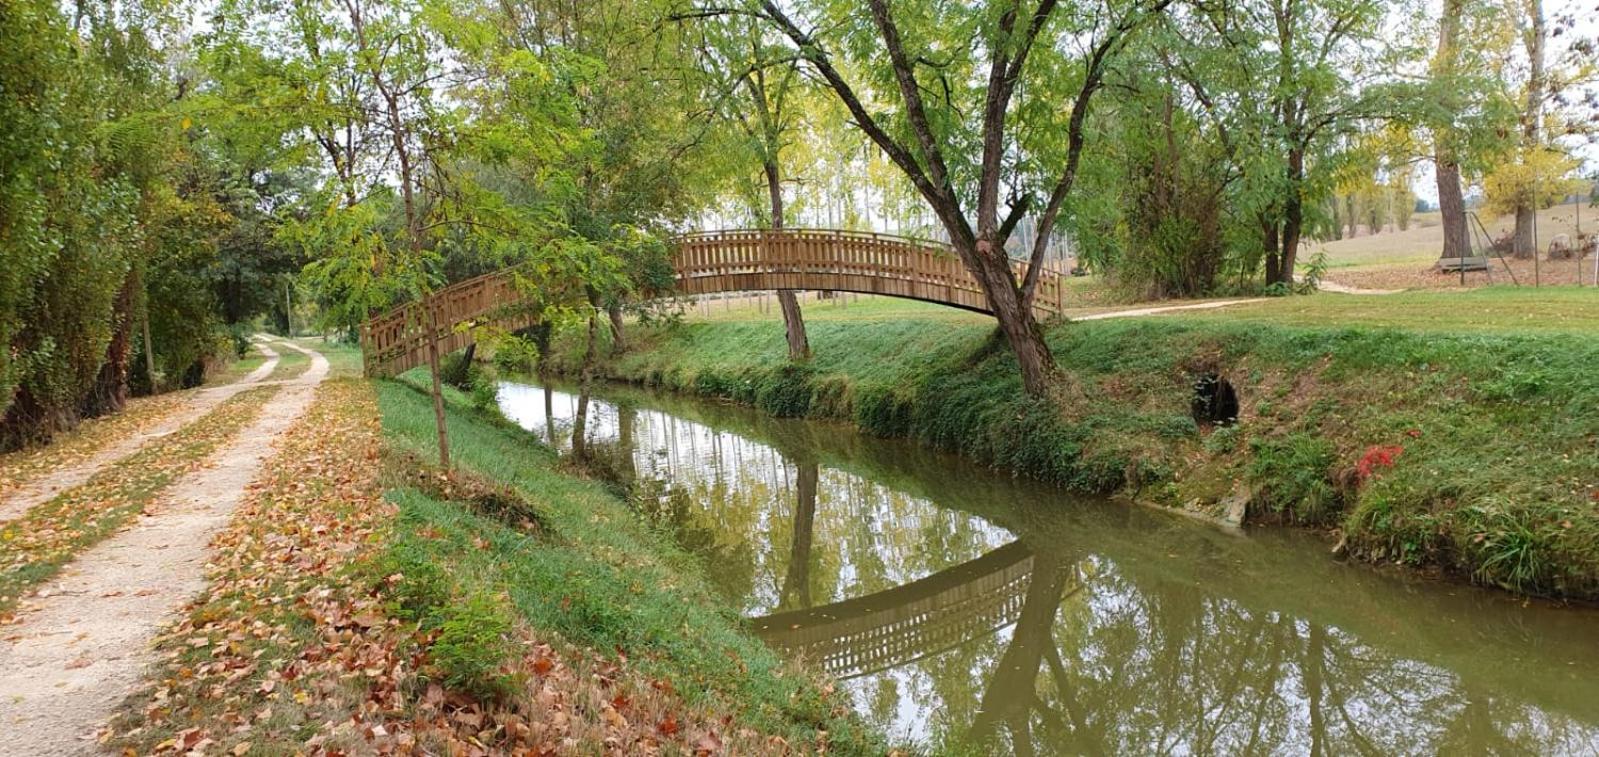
750,541,1081,680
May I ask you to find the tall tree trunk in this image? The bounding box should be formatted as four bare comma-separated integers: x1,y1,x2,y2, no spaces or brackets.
971,237,1054,394
1262,215,1282,284
1436,160,1472,259
1275,150,1306,285
1433,0,1470,261
542,384,555,446
766,160,809,360
607,304,626,354
139,265,157,394
1513,0,1545,258
572,390,590,460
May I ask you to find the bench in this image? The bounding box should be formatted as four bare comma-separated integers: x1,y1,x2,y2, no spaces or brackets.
1436,256,1489,272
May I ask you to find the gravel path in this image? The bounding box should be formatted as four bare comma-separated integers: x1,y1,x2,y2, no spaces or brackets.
0,339,283,524
0,341,328,755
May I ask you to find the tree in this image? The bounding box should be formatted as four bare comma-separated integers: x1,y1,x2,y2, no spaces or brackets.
1432,0,1473,259
1510,0,1546,258
732,0,1175,395
695,17,812,359
1,0,238,447
1181,0,1392,286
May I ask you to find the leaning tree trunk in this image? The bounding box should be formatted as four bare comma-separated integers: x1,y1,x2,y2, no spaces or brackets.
969,239,1054,395
765,160,809,360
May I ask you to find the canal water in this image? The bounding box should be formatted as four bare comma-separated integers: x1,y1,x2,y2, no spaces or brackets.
498,378,1599,754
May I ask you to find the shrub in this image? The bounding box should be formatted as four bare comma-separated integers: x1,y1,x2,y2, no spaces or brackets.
429,591,517,701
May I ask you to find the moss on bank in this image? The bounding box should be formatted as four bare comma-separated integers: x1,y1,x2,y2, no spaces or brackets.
547,312,1599,601
377,378,880,752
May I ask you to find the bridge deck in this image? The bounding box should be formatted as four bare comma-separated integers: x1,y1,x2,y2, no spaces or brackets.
360,228,1069,377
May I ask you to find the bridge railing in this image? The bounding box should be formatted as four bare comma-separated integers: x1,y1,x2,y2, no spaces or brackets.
674,229,1066,317
361,228,1071,377
359,270,538,378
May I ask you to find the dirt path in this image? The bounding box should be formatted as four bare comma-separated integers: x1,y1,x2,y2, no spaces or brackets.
1316,280,1403,295
0,341,329,755
1074,298,1268,321
0,338,284,524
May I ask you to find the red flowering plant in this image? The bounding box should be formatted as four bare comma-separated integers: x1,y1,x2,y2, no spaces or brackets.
1356,445,1404,484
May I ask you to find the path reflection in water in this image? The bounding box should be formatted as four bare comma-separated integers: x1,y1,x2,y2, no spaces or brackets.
498,379,1599,754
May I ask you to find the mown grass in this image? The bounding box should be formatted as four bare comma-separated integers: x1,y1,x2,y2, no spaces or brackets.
1182,287,1599,335
376,379,881,752
548,300,1599,600
0,386,278,614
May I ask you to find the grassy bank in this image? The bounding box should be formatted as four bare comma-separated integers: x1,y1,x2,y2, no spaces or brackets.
378,376,878,751
548,290,1599,600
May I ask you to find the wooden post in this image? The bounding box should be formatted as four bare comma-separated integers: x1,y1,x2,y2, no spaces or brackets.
423,294,451,470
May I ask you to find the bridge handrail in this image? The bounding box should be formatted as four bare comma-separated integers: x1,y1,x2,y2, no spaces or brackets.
360,227,1071,377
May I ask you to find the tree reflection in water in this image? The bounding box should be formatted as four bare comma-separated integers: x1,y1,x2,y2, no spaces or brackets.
496,379,1599,754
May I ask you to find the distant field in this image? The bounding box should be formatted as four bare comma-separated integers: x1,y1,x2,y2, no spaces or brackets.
1311,202,1598,290
1314,202,1593,269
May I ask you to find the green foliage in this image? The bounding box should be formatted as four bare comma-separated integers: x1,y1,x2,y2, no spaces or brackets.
429,591,517,701
371,536,515,700
1482,149,1585,218
754,364,814,417
1247,434,1340,523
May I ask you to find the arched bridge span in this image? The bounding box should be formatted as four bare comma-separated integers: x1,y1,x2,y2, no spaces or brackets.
360,228,1069,377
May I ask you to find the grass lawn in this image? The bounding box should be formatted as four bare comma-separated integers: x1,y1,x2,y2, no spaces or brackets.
1171,286,1599,335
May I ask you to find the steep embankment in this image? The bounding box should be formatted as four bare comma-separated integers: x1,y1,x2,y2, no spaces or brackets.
550,312,1599,601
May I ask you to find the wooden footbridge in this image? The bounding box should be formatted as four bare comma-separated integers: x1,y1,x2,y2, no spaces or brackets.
359,228,1069,377
749,541,1071,679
